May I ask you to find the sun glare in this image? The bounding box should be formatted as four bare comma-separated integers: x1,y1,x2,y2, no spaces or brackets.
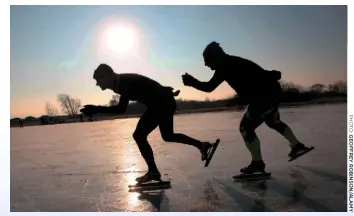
103,25,136,55
95,17,146,61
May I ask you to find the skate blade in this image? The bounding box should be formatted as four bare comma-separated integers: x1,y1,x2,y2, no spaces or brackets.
128,181,171,192
129,180,170,188
129,184,171,192
288,146,315,162
205,139,220,167
233,172,271,182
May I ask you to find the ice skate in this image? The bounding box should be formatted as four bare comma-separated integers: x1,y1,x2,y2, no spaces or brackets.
201,139,220,167
233,161,271,181
129,171,170,192
288,142,315,162
200,142,212,161
135,171,162,183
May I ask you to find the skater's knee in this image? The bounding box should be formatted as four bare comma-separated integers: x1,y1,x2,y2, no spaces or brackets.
133,131,147,142
240,126,256,142
265,120,286,132
239,126,247,137
161,132,175,142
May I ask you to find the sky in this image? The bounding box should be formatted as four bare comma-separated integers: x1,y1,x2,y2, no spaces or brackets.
10,5,347,118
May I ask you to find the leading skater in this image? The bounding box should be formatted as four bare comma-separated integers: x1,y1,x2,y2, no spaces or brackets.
80,63,218,183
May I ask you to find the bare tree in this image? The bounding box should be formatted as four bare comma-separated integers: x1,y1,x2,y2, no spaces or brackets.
57,93,82,116
109,94,120,106
45,102,58,116
309,83,325,93
334,80,347,94
328,80,347,94
280,81,303,93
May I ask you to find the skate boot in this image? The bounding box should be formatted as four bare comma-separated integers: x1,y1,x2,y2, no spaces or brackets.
240,160,266,174
200,142,212,161
135,171,161,183
233,160,271,180
288,142,314,160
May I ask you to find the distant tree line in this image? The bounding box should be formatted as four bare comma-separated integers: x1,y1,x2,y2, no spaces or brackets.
10,80,347,125
11,93,82,125
225,80,347,106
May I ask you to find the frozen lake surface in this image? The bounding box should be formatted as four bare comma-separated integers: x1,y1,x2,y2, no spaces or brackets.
11,103,347,211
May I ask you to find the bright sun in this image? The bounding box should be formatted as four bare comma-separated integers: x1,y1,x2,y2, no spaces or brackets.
103,25,136,54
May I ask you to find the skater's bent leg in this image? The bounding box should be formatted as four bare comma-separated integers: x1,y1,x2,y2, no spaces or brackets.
163,133,203,149
133,111,159,172
240,125,262,161
239,109,264,161
133,133,159,172
159,113,203,149
265,109,299,147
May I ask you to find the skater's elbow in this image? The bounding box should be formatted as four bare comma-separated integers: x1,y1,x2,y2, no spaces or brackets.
194,83,213,93
205,86,215,93
202,84,217,93
200,80,222,93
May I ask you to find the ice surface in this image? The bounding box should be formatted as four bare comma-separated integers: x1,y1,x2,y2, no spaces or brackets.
11,103,347,211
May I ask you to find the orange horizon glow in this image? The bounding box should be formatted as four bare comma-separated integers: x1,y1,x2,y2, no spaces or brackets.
10,83,235,119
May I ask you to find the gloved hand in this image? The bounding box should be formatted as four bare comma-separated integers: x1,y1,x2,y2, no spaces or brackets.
80,105,101,116
173,90,180,96
269,70,282,81
182,73,198,87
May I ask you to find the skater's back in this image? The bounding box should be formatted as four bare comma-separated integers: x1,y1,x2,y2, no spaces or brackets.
212,54,281,101
116,73,174,107
183,42,282,103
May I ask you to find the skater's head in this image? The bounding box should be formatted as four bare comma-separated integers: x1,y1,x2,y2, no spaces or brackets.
93,63,116,91
203,41,226,71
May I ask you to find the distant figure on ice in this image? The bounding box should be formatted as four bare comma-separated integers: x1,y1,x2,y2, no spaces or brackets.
80,63,218,183
18,119,24,128
182,41,313,176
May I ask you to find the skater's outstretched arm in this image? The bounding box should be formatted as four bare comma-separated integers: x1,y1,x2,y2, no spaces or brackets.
80,96,129,116
182,72,223,93
100,96,129,114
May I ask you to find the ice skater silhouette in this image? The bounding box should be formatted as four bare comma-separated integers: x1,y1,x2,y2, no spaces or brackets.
80,63,218,183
